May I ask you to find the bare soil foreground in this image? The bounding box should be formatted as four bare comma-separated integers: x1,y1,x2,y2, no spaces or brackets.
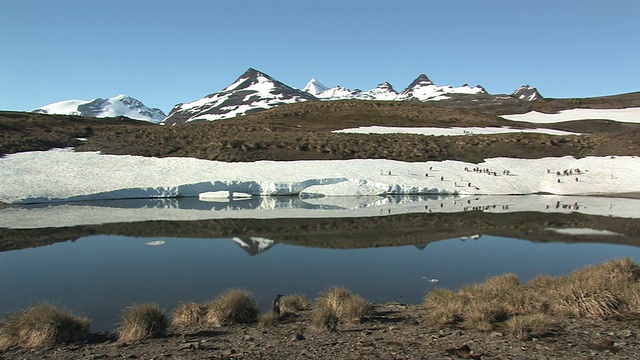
2,304,640,359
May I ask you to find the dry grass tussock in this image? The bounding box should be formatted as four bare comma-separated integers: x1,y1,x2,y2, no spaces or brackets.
311,305,340,332
547,258,640,318
507,313,557,340
204,289,258,326
280,294,310,314
170,302,206,327
423,258,640,333
312,287,373,331
117,303,167,343
258,311,280,327
0,304,89,349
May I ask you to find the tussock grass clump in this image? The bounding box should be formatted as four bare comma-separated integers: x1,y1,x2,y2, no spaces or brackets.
316,287,353,318
117,303,167,343
204,289,258,326
315,287,373,325
423,288,465,326
171,302,206,327
551,280,622,318
524,275,558,313
258,311,280,327
280,294,310,314
0,304,90,349
424,274,521,331
547,258,640,319
311,305,339,332
423,258,640,332
461,273,525,314
343,295,374,324
462,301,509,331
507,313,556,340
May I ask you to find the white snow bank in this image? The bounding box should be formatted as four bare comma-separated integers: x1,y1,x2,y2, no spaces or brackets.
501,107,640,123
1,149,639,205
546,228,624,236
333,126,580,136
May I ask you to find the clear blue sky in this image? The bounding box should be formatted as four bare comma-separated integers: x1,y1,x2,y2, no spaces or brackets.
1,0,638,113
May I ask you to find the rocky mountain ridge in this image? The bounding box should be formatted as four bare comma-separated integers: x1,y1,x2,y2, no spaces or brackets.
161,68,316,125
162,68,543,125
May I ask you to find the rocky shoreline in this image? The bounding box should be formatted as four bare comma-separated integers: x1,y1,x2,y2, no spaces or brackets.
2,303,639,359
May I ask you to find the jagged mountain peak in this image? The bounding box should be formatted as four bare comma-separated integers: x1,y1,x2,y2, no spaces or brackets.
376,81,396,91
396,73,487,102
353,81,399,101
161,68,317,125
161,68,543,125
302,78,330,95
512,85,543,101
404,74,434,90
223,67,279,92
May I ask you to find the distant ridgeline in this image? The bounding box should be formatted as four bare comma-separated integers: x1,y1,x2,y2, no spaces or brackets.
161,68,543,125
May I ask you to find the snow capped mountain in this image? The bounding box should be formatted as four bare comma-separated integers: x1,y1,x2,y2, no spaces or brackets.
396,74,486,102
355,82,399,101
314,86,359,100
511,85,543,101
302,78,330,95
33,94,166,123
303,77,359,99
302,74,488,103
159,68,542,125
161,68,317,125
304,79,399,101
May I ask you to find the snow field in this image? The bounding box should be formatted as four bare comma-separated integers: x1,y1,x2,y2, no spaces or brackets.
333,126,580,136
501,107,640,123
1,149,639,205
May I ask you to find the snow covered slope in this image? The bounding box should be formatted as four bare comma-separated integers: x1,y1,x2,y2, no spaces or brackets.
502,107,640,123
161,68,317,125
313,86,358,100
33,94,166,123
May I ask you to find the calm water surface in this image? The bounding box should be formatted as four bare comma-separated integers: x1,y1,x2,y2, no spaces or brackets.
2,234,640,331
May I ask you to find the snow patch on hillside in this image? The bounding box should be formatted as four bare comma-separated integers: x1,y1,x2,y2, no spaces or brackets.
333,126,580,136
502,108,640,123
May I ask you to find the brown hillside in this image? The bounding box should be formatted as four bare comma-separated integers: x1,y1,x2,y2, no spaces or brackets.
1,98,639,164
